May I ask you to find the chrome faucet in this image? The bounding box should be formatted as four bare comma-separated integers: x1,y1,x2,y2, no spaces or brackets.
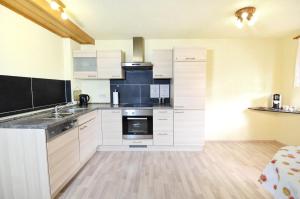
54,105,64,114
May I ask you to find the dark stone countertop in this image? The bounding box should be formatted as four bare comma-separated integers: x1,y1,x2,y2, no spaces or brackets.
0,103,173,130
248,107,300,114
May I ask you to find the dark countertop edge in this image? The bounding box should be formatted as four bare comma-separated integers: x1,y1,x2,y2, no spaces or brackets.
248,107,300,114
0,103,173,130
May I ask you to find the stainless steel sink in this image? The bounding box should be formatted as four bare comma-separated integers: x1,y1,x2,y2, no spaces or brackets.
63,107,88,113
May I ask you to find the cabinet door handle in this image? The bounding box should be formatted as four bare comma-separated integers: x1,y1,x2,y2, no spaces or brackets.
175,111,184,114
111,111,120,113
158,133,168,136
80,125,88,130
158,111,168,113
158,118,168,121
185,57,196,60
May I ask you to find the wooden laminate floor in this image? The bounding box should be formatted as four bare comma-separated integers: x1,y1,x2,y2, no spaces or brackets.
58,142,282,199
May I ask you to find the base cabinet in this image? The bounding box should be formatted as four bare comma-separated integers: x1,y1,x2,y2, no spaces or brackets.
102,110,122,145
174,110,205,146
78,117,98,165
153,109,174,146
47,128,80,197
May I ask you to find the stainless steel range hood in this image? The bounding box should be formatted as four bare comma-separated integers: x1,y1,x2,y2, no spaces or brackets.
122,37,153,69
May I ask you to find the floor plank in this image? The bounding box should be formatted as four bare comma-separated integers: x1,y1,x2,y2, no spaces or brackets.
58,142,282,199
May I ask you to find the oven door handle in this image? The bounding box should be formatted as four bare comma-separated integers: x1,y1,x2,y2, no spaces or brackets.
127,117,148,120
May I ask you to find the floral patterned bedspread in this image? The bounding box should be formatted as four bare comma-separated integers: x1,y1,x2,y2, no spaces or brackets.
259,146,300,199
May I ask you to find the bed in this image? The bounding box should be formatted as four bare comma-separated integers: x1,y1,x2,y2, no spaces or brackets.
259,146,300,199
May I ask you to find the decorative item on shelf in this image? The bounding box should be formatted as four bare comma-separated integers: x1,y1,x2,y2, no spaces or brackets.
48,0,68,20
234,6,257,28
272,94,281,109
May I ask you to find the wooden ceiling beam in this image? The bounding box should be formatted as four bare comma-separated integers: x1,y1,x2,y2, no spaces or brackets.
0,0,95,44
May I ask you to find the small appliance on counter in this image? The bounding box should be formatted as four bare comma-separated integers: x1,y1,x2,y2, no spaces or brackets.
79,94,90,107
272,94,281,109
113,89,119,105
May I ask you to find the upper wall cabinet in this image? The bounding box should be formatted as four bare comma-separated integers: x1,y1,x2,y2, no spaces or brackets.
73,50,97,79
97,50,124,79
152,49,173,79
173,48,207,62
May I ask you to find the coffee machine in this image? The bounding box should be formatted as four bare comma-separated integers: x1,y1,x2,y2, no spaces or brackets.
272,94,281,109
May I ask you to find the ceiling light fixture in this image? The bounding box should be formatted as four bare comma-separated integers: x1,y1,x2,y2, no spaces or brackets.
234,7,256,28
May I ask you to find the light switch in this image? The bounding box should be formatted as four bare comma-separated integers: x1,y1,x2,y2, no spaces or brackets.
150,84,159,98
160,84,170,98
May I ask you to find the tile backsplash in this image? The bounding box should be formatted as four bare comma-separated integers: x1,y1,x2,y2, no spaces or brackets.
0,75,71,117
110,70,170,104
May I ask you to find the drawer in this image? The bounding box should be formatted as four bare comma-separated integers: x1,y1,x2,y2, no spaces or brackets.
78,111,97,126
154,109,173,118
123,139,153,146
153,132,173,146
153,109,173,132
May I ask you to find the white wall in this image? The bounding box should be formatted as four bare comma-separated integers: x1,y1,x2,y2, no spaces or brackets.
0,5,65,80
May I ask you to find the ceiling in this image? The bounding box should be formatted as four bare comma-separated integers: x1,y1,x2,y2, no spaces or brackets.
64,0,300,39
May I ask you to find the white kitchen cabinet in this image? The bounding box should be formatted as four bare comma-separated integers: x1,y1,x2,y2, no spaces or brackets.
47,127,80,197
73,50,98,79
174,110,204,146
152,49,173,79
97,50,124,79
153,109,173,146
102,109,122,145
173,60,206,110
173,48,206,62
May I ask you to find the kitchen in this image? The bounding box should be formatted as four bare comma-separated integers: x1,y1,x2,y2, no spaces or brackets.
1,1,300,199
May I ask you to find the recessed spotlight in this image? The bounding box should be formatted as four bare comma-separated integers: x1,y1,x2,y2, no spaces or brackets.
50,1,59,10
61,12,68,20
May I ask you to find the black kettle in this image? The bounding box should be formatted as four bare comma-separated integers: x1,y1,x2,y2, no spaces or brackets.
79,94,90,107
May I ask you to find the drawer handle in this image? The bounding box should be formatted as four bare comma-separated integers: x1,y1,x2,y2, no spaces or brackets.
155,74,163,77
80,125,88,130
158,118,168,121
133,141,142,144
185,57,196,60
158,133,168,136
112,111,120,113
88,75,96,77
112,75,120,78
158,111,168,113
175,111,184,114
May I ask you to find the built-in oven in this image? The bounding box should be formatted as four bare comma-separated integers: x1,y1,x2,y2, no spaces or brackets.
122,109,153,140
